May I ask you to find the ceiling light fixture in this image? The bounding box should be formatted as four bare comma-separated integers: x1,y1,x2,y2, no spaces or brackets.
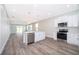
66,5,70,8
28,12,31,14
48,13,51,16
34,4,38,7
12,9,16,12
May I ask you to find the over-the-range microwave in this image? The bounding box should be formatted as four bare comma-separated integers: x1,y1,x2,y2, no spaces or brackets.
58,22,67,27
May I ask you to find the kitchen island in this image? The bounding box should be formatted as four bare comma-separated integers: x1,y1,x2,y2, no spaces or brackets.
23,31,45,45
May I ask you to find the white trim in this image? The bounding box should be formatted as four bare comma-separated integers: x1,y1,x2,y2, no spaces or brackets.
46,35,57,40
0,33,10,54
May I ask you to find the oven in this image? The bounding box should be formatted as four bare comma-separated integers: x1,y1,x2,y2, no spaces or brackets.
57,29,68,40
57,32,67,40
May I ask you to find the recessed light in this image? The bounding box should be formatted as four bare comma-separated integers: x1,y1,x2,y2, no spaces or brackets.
12,16,15,18
66,5,70,8
34,4,38,7
58,17,61,19
12,9,16,12
27,12,31,14
36,15,39,17
48,13,51,16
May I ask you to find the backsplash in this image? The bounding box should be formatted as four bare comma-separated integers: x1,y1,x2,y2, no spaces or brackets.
68,27,79,35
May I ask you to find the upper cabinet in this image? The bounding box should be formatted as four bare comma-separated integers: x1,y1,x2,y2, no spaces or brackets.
68,15,79,27
54,15,79,27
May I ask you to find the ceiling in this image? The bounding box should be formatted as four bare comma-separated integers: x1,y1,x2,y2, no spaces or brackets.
5,4,79,24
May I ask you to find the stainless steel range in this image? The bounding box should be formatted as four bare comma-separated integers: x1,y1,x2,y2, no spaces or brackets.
57,29,68,40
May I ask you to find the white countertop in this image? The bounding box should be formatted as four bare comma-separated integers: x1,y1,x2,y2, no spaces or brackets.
24,31,45,33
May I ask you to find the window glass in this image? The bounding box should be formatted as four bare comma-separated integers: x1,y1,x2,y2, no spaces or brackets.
16,26,25,33
35,23,39,31
26,24,32,31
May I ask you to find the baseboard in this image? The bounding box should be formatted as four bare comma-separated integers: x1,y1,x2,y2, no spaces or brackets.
0,34,10,54
0,40,7,54
46,35,53,38
46,35,57,40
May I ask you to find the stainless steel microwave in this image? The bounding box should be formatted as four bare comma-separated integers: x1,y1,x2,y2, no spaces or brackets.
58,22,67,27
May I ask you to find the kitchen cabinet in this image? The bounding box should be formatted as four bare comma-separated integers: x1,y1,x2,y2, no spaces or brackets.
23,31,45,45
35,32,45,42
67,33,79,46
54,16,68,27
54,15,79,27
68,15,79,27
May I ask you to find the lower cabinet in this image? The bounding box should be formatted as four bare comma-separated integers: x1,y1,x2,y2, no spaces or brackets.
23,32,45,45
55,15,79,27
35,32,45,42
67,33,79,46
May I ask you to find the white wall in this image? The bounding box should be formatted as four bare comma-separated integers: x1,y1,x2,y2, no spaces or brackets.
10,24,17,33
0,5,10,54
38,19,57,40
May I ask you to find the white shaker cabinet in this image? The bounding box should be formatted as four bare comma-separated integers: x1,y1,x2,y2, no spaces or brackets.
54,15,79,27
35,32,45,42
54,17,66,27
67,33,79,46
23,32,28,44
54,16,69,27
68,15,79,27
23,31,45,44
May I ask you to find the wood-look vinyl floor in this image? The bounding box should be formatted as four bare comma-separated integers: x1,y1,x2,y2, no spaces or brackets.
2,34,79,55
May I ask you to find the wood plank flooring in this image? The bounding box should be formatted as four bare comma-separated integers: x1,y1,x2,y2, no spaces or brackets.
1,34,79,55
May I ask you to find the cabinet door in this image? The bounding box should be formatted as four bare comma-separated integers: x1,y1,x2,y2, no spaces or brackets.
55,15,79,27
72,15,78,27
23,33,27,44
35,32,45,42
54,16,68,27
54,17,64,27
67,34,79,46
68,15,78,27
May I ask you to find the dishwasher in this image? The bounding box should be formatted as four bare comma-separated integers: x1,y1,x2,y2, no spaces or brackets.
27,33,35,44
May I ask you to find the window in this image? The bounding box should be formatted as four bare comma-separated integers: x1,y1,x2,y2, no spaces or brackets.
26,24,32,31
16,26,25,33
35,23,39,31
30,25,32,31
